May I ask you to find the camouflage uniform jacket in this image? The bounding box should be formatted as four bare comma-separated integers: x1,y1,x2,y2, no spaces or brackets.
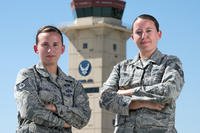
14,63,91,133
99,49,184,133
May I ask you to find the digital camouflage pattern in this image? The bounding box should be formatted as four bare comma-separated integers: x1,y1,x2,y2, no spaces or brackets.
14,63,91,133
99,49,184,133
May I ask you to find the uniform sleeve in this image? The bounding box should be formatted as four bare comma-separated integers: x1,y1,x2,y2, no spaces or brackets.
133,56,184,103
55,81,91,129
14,69,65,128
99,64,132,116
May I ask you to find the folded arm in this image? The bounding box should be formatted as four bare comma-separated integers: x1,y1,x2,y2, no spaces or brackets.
117,90,165,111
132,57,184,104
55,82,91,129
99,64,133,115
14,69,65,128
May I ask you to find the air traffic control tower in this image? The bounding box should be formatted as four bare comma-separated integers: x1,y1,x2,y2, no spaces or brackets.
61,0,131,132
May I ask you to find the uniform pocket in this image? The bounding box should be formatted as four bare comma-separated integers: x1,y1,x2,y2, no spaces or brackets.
136,126,168,133
137,109,169,128
28,123,49,133
119,72,132,88
16,125,29,133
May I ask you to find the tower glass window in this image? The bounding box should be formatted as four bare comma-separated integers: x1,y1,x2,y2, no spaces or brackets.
71,0,126,20
74,7,123,19
93,7,101,16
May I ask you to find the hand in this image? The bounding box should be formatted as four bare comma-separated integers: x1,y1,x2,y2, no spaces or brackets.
143,101,165,111
45,104,71,128
129,101,143,110
45,103,57,113
117,89,133,96
129,101,165,111
64,122,71,128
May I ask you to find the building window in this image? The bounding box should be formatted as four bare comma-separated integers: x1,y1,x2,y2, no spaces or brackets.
113,43,117,51
83,43,88,49
84,87,99,93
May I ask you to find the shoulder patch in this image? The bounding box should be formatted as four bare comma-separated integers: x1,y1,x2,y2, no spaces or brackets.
18,82,25,89
16,78,31,91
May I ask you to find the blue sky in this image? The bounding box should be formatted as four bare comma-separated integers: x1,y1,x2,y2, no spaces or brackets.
0,0,199,132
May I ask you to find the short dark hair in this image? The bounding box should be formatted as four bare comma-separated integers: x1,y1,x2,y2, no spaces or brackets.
132,14,160,32
35,25,63,44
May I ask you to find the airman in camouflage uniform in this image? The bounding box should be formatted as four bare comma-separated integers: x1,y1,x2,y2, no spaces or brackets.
14,25,91,133
99,14,184,133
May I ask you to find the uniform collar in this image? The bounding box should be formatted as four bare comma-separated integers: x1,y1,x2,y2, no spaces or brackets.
35,63,49,77
150,49,166,64
130,49,166,66
35,62,70,81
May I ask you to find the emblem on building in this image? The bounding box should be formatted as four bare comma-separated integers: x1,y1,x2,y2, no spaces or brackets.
79,60,91,76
